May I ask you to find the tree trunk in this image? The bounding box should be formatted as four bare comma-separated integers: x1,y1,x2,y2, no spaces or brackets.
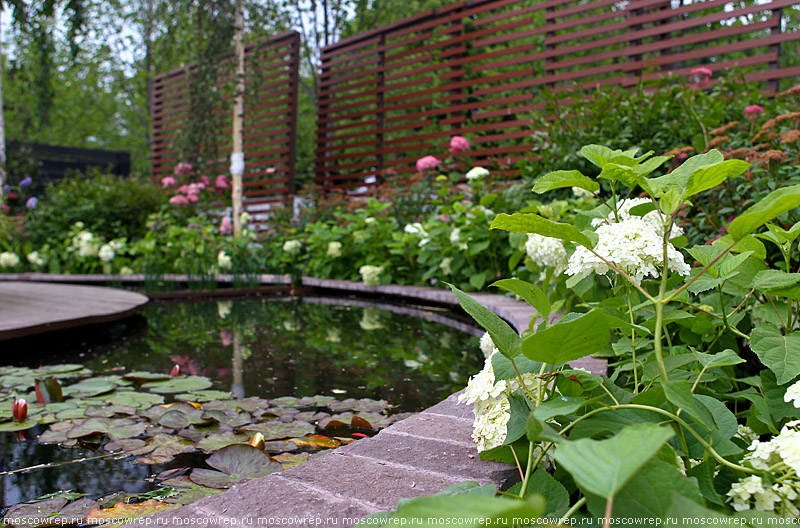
0,16,6,197
231,0,245,236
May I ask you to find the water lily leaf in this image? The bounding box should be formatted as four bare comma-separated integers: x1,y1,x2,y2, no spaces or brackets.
123,371,172,382
56,408,86,420
63,379,116,397
351,415,374,430
273,452,310,469
290,435,340,449
271,396,300,407
158,477,225,505
39,364,85,375
107,421,148,441
34,378,63,404
190,444,282,489
38,428,71,444
3,498,69,527
106,391,164,408
202,410,251,428
297,395,337,407
0,418,38,431
86,499,177,527
142,376,213,394
66,418,111,439
176,390,233,402
158,410,191,429
105,438,148,453
128,434,196,462
203,398,268,413
328,398,388,413
240,421,315,440
197,431,251,452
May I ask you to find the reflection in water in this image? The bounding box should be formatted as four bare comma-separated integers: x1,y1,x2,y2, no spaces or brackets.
2,298,482,506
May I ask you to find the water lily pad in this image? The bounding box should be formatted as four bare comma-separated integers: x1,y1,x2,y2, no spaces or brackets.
39,364,85,375
128,434,195,464
294,411,330,422
50,498,100,525
123,371,172,382
239,421,315,440
158,477,225,505
203,397,268,413
66,418,110,439
178,423,221,441
270,396,299,407
142,376,213,394
0,418,38,431
107,391,164,408
290,435,341,449
3,498,69,527
196,431,251,452
38,429,71,444
328,398,388,413
87,499,177,527
63,379,116,397
273,452,310,469
56,408,86,420
176,390,233,402
1,374,35,390
297,395,338,407
202,410,251,428
158,410,191,429
189,444,281,489
105,438,147,453
107,421,148,441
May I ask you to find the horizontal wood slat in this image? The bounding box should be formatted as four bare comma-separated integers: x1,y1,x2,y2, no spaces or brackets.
316,0,799,193
152,32,300,208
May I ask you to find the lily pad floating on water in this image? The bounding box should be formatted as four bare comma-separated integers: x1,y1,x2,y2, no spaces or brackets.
106,391,164,408
62,379,116,398
142,376,213,394
239,421,315,440
176,390,234,403
122,371,172,382
196,431,251,452
87,499,178,527
189,444,282,489
0,418,38,431
158,476,225,505
128,434,196,465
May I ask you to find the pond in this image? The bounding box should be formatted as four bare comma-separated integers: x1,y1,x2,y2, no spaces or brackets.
0,296,482,514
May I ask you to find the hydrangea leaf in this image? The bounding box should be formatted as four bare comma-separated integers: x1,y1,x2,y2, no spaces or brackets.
750,325,800,384
683,159,749,199
553,423,673,498
491,213,592,248
663,381,716,430
753,270,800,292
532,170,598,194
448,283,522,359
491,279,550,319
392,494,545,526
648,150,723,196
728,184,800,240
521,310,609,365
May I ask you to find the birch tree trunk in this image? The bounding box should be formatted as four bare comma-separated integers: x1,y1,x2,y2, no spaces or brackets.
0,16,7,198
230,0,245,236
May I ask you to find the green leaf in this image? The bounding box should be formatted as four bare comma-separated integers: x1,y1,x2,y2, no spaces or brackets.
648,150,723,196
683,159,749,199
553,423,673,498
581,145,621,168
503,394,531,445
753,270,800,292
526,413,563,444
712,234,766,260
392,495,545,528
728,184,800,240
490,213,592,248
526,470,569,518
695,349,745,369
491,353,542,381
468,272,486,290
663,381,716,430
448,284,521,359
492,278,550,318
750,325,800,384
533,397,588,422
532,170,598,194
142,376,213,394
521,310,609,365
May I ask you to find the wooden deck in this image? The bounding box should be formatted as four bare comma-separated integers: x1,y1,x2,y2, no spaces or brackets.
0,281,148,340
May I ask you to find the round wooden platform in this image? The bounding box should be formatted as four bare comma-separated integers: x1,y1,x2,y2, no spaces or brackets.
0,281,149,340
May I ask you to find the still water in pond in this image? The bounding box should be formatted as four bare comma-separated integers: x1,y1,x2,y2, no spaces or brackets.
1,298,482,508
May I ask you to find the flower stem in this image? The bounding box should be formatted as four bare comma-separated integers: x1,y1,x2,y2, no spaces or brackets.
519,441,536,499
558,497,586,525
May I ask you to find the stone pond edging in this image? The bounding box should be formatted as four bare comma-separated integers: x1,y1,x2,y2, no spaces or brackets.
0,273,605,524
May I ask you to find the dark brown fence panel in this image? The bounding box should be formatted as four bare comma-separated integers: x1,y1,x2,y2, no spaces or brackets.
151,32,300,221
316,0,800,193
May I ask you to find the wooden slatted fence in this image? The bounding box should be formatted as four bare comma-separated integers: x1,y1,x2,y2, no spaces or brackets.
315,0,800,193
151,31,300,221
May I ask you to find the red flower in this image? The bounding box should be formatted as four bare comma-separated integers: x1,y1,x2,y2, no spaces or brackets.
744,105,765,120
170,365,181,377
449,136,470,154
12,398,27,422
415,155,441,172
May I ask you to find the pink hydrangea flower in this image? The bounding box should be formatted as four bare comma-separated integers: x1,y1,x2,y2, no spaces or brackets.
161,176,176,188
169,195,189,205
174,162,193,177
177,184,191,194
187,193,199,203
416,155,441,172
216,175,230,189
200,176,211,186
220,216,232,235
744,104,765,119
449,136,470,154
691,67,712,78
220,329,233,346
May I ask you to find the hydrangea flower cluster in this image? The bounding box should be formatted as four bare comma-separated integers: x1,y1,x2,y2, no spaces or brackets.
466,167,489,181
359,265,383,287
404,222,431,247
450,228,468,251
727,420,800,516
327,241,342,258
27,251,44,268
0,251,20,268
525,233,567,272
69,227,98,258
283,240,302,255
567,199,690,282
217,251,232,270
439,257,452,275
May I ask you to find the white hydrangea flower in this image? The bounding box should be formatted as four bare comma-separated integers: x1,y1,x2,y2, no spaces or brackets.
283,240,302,255
525,233,567,271
728,475,768,512
326,328,341,343
0,251,20,268
217,301,232,319
240,211,251,225
593,198,684,238
119,266,134,275
459,355,507,405
450,228,468,251
283,320,299,331
566,217,690,282
27,251,44,267
466,167,489,181
404,222,427,236
472,397,511,452
736,424,759,445
572,186,593,198
479,332,498,358
217,250,232,270
109,240,124,252
364,217,376,225
359,265,383,287
439,257,452,275
784,381,800,408
774,426,800,474
98,244,115,263
327,241,342,258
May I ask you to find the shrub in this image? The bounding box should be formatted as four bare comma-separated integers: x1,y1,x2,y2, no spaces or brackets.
23,171,166,246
